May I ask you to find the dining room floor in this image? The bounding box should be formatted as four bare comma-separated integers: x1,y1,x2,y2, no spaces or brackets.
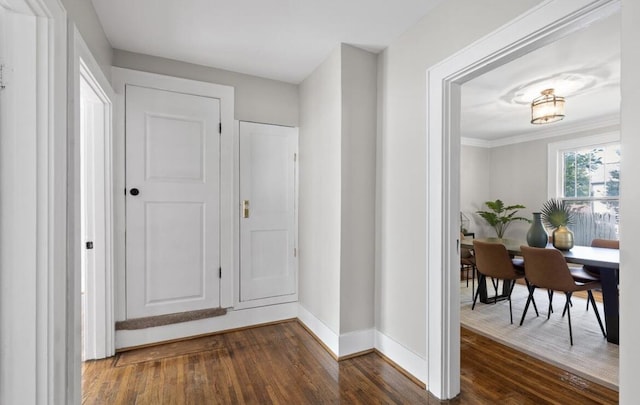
460,280,619,390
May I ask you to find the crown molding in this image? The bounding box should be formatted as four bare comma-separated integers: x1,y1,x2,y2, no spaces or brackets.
461,114,620,148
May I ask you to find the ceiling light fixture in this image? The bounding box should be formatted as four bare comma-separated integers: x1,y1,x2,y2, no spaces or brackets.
531,88,565,124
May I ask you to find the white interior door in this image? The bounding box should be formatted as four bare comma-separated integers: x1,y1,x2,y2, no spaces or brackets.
239,122,298,303
125,85,221,318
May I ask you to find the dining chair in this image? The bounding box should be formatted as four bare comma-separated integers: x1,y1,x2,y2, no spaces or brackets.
472,240,537,324
519,245,607,345
460,233,476,297
569,239,619,310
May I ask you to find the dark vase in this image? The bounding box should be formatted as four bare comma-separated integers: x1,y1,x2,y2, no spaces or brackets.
527,212,548,248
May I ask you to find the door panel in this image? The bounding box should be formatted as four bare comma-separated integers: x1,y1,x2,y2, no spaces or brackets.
126,85,220,318
239,122,298,302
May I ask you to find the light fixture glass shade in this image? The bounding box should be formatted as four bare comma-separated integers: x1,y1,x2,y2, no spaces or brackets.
531,88,565,124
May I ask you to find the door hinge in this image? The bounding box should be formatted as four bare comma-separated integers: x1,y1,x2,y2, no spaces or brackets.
294,153,297,162
219,267,222,279
0,64,6,90
219,122,222,134
294,248,297,257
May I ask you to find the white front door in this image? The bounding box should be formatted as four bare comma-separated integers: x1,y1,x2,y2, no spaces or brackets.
125,85,221,318
239,122,298,304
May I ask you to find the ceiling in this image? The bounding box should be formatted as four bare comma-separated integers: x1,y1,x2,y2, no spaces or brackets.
460,12,620,144
91,1,619,142
91,0,445,84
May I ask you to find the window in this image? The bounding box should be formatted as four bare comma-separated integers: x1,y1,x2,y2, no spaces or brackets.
548,133,620,244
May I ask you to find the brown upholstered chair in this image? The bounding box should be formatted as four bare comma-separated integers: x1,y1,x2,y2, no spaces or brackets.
519,245,606,345
460,233,476,297
569,239,619,310
472,240,537,324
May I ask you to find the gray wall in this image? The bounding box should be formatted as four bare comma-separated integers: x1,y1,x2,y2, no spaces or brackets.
376,0,542,359
113,50,299,127
460,145,491,236
60,0,113,79
339,45,377,334
298,44,377,338
461,125,620,240
299,46,343,333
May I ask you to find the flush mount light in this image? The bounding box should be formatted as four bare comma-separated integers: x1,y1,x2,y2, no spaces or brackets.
531,88,565,124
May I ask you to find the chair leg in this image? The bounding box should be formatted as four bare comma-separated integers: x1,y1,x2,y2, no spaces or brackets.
507,279,518,324
564,292,574,345
547,290,554,319
519,284,537,326
471,265,476,300
588,290,607,338
525,279,539,317
472,274,485,310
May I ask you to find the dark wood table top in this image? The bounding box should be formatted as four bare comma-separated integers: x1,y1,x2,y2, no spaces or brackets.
461,237,619,270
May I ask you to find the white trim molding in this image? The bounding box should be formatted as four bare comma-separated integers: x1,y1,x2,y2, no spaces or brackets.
297,305,340,357
0,0,69,403
375,331,427,384
461,114,620,148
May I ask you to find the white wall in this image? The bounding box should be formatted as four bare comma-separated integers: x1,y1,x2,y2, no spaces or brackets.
299,47,343,333
113,50,299,127
376,0,542,359
619,0,640,402
60,0,113,79
340,45,377,334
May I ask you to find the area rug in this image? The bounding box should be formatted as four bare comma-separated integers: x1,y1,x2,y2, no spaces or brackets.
460,282,619,390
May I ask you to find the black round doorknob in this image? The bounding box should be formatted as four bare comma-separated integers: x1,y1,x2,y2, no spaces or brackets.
130,188,140,196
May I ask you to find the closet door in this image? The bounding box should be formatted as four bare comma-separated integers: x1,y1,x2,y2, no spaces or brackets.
239,121,298,304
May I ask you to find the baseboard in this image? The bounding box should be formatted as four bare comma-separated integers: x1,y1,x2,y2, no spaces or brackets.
115,302,298,349
296,304,339,357
339,328,375,358
374,330,427,384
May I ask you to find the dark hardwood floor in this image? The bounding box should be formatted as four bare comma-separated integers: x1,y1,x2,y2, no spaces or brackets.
82,320,617,404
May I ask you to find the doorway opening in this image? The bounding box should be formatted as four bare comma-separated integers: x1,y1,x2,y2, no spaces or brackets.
425,0,620,399
79,59,113,361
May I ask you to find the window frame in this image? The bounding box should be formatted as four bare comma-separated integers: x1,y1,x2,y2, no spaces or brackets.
547,131,621,201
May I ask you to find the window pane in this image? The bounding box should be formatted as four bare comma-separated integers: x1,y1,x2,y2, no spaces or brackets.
606,162,620,197
563,151,576,198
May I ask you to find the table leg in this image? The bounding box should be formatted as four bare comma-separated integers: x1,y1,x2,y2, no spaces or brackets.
599,269,618,344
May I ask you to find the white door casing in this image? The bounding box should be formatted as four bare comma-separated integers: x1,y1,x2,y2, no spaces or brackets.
238,122,298,307
425,0,621,399
125,85,221,318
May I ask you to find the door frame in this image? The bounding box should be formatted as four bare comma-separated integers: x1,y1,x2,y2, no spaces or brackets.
0,0,69,402
425,0,621,399
233,120,299,309
69,25,115,360
111,67,235,324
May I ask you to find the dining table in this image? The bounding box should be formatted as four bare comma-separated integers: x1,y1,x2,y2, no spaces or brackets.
461,237,620,344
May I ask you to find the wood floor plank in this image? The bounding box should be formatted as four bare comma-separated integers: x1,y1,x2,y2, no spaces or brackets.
82,320,617,404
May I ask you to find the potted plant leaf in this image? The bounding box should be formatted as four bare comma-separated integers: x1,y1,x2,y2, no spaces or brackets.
540,198,575,250
476,199,530,239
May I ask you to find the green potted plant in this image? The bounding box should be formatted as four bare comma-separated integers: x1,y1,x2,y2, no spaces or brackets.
540,198,575,250
476,199,530,239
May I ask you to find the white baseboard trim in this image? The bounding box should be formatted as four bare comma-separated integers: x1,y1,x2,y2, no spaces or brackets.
296,304,339,357
115,302,298,349
339,328,375,357
375,331,427,384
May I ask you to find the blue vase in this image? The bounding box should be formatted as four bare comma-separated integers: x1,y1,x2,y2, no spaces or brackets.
527,212,548,248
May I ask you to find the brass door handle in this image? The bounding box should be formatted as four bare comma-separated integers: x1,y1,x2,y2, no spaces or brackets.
242,200,250,218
